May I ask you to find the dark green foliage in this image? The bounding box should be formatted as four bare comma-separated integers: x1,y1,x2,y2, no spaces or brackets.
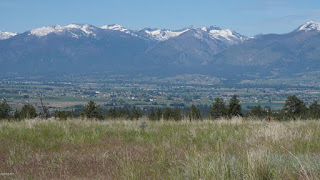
118,108,130,118
53,110,73,120
308,101,320,119
155,108,162,121
148,110,156,121
279,95,307,120
245,105,268,119
0,99,11,120
211,98,228,119
107,108,118,119
163,107,182,121
129,108,142,120
187,104,202,121
13,110,21,120
163,107,173,120
228,95,242,117
19,104,37,119
81,101,104,120
173,108,183,121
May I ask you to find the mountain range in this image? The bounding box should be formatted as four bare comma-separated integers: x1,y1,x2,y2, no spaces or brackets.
0,21,320,77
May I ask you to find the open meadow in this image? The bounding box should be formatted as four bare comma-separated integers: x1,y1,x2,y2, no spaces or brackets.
1,118,320,179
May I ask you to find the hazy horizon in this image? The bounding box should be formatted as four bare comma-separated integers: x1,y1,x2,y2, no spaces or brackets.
1,0,320,36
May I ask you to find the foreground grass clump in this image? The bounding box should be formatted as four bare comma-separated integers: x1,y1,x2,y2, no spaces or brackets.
0,118,320,179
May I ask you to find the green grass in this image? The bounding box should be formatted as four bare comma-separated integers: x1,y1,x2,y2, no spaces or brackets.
0,118,320,179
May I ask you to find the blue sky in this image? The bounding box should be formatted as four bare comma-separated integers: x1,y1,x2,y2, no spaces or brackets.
0,0,320,36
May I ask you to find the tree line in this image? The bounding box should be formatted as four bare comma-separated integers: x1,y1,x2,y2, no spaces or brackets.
1,95,320,121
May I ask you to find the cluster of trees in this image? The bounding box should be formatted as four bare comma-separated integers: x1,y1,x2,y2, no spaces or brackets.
0,100,38,120
1,95,320,121
210,95,242,119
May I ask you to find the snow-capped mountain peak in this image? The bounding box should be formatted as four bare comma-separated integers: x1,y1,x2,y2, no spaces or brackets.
29,24,96,37
297,21,320,32
0,31,17,40
198,26,247,43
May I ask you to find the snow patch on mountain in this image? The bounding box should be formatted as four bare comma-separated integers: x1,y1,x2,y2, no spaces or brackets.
143,29,190,41
297,21,320,32
0,31,17,40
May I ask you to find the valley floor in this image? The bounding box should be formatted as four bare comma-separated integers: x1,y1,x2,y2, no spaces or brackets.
0,118,320,179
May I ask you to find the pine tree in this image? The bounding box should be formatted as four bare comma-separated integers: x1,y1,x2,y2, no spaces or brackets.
172,108,183,121
130,107,142,120
280,95,307,120
0,99,11,120
107,108,117,119
119,108,130,119
211,98,227,119
148,110,156,121
81,101,104,120
155,108,162,121
228,95,242,117
188,104,202,121
20,104,37,119
163,107,173,120
308,101,320,119
244,105,267,119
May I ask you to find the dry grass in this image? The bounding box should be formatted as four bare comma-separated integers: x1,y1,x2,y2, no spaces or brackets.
0,118,320,179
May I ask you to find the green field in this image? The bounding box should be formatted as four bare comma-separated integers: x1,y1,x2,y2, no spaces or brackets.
1,118,320,179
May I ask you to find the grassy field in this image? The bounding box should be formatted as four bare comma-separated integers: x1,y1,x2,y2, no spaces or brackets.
0,118,320,179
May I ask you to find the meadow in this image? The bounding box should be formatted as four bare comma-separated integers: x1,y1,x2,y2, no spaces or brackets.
0,118,320,179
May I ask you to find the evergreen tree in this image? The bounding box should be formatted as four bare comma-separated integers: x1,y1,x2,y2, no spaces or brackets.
280,95,307,120
228,95,242,117
81,101,104,120
148,109,156,121
211,98,227,119
244,105,267,119
20,104,37,119
53,110,73,120
130,107,142,120
13,109,21,120
155,108,162,121
172,108,183,121
107,107,117,119
0,99,11,120
117,108,130,119
163,107,173,120
308,101,320,119
187,104,202,121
